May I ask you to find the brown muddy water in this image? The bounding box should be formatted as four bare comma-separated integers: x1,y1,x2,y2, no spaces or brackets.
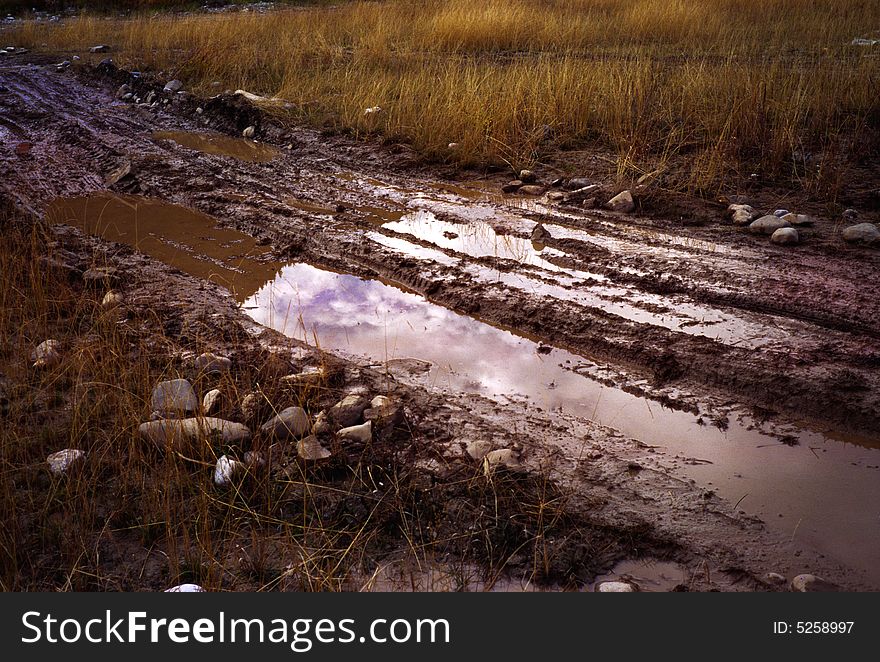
51,192,880,585
152,130,280,163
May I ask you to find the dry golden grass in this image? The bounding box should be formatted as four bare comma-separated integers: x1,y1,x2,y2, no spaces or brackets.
9,0,880,190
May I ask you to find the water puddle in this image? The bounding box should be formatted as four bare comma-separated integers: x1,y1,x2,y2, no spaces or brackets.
592,559,694,592
244,262,880,584
46,193,281,301
153,130,280,163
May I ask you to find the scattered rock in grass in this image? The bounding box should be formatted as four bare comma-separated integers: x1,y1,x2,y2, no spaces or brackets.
242,125,255,138
240,391,265,423
139,417,251,451
151,378,199,417
595,581,638,592
102,290,123,307
564,177,591,191
518,184,545,196
163,79,183,93
531,223,551,243
841,222,879,245
501,180,523,193
337,421,372,445
260,406,311,440
518,169,536,183
749,215,791,235
31,339,61,369
47,449,85,475
605,190,635,213
213,455,245,487
164,584,205,593
297,434,332,460
465,439,494,461
328,394,369,428
194,352,231,375
89,45,110,53
363,106,382,115
483,448,522,474
790,574,839,592
771,227,799,245
202,388,222,415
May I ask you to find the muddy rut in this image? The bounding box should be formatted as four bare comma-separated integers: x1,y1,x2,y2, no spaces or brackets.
2,59,880,588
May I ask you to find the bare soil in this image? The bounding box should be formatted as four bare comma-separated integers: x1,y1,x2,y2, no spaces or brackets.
2,54,879,590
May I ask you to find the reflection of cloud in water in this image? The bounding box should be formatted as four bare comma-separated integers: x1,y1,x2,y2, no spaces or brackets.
244,263,557,399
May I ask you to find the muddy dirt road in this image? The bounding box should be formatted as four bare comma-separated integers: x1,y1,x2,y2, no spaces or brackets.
2,58,879,588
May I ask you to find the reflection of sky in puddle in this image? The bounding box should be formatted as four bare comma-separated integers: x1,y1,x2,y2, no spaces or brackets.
244,262,880,584
153,130,280,163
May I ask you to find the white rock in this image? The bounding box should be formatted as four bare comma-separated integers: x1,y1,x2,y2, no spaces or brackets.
213,455,245,487
749,215,791,235
790,574,839,592
202,388,222,415
242,125,255,138
47,449,85,475
102,290,123,307
519,169,536,183
605,190,635,213
151,378,198,416
841,222,879,245
163,79,183,92
31,339,61,369
164,583,205,592
363,106,382,115
765,572,787,586
782,213,816,227
370,395,392,409
260,406,311,440
337,421,372,444
770,227,799,245
465,440,494,461
297,435,332,460
483,448,522,474
596,581,637,592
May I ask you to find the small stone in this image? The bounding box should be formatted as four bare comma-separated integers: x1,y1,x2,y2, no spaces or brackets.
731,209,754,225
163,79,183,93
782,213,816,227
519,169,536,183
139,418,251,452
102,290,123,307
195,107,203,115
790,574,839,592
242,125,256,138
749,215,791,235
260,406,311,440
546,191,566,202
518,184,545,196
841,222,879,245
89,45,109,53
202,389,222,415
465,440,493,461
311,410,331,436
240,391,265,422
370,395,392,409
164,584,205,592
337,421,372,445
564,177,591,191
605,190,635,213
842,208,859,221
213,455,245,487
765,572,787,586
327,394,368,427
501,180,523,194
770,227,799,245
151,379,198,417
531,223,551,243
47,449,85,475
773,209,790,217
31,339,61,369
483,448,522,474
194,352,231,375
595,581,638,592
297,435,332,460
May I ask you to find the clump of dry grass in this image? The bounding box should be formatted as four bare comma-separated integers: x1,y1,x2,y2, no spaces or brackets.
10,0,879,192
